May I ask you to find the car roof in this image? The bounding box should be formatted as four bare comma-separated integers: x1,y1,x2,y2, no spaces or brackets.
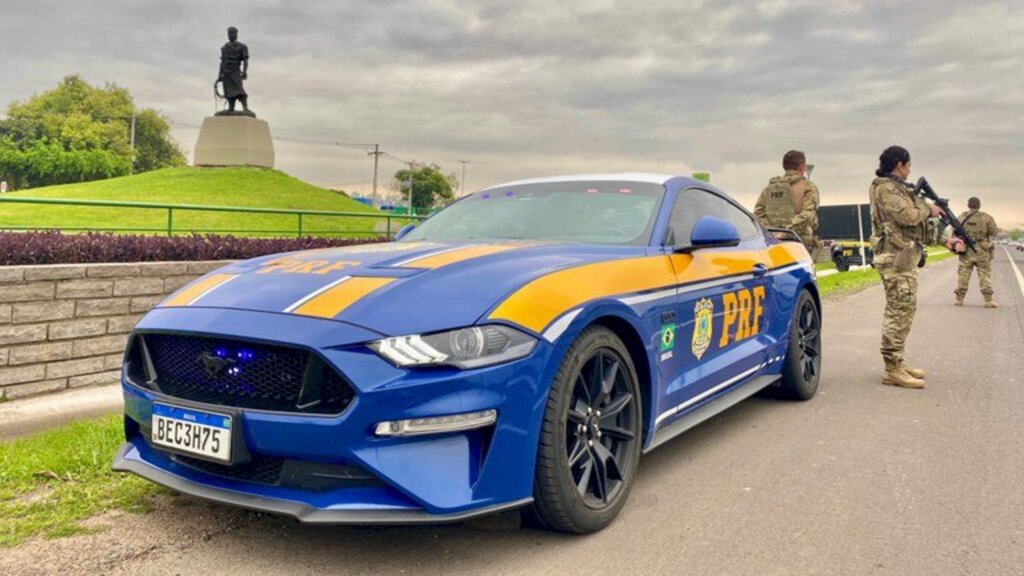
480,173,679,190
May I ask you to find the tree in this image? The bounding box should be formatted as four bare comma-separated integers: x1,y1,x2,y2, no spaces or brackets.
392,164,457,214
0,75,185,189
132,109,185,173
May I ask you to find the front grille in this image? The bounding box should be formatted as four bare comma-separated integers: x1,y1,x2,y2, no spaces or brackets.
129,333,355,415
170,453,386,492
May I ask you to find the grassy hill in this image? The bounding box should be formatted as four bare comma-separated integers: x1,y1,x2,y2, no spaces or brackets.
0,167,392,237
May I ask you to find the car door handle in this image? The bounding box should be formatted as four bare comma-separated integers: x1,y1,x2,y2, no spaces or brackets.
752,263,768,277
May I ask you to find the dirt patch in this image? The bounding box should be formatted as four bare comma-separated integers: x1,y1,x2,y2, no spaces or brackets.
0,493,260,576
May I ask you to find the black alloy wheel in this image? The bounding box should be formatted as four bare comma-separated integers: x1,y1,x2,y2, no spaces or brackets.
530,326,642,533
796,297,821,384
566,349,637,506
778,289,821,400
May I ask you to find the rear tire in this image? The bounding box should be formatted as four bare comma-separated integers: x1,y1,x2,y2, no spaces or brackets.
778,290,821,400
530,326,642,534
835,257,849,272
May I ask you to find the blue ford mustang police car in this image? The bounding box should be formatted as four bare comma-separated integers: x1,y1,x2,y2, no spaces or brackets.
114,174,821,533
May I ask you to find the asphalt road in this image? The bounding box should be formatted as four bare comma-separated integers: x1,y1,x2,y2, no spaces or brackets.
5,249,1024,576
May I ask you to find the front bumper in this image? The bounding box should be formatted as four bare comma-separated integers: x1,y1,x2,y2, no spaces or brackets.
115,307,556,522
113,442,530,524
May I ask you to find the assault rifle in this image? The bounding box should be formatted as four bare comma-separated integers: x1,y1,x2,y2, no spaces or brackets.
909,177,976,253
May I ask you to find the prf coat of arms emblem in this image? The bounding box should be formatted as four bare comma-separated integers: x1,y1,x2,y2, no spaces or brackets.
691,298,714,360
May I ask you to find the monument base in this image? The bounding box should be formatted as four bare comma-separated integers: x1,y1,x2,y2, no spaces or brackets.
193,116,275,168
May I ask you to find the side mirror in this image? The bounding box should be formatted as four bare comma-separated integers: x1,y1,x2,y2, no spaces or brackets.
678,216,741,252
393,223,416,242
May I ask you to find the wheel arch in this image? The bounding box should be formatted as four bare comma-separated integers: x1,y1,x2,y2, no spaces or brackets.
803,280,822,319
588,314,655,447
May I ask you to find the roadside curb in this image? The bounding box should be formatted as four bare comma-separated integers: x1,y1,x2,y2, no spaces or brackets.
0,384,122,441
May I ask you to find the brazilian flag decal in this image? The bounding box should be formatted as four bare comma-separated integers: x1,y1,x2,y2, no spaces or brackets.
660,324,676,352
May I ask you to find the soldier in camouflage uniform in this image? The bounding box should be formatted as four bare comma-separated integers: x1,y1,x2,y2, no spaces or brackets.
868,146,943,389
954,197,999,308
754,150,820,257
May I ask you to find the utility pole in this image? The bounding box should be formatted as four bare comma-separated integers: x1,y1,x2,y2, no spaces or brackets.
406,161,417,216
129,111,137,174
367,144,382,208
458,160,470,196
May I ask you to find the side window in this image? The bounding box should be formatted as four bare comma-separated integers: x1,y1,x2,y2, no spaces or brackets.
667,188,760,246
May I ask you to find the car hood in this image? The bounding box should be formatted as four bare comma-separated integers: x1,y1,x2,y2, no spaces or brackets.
159,241,649,337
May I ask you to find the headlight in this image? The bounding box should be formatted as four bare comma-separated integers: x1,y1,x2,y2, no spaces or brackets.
368,325,537,369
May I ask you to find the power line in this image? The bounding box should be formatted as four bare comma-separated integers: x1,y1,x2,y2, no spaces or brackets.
272,135,376,150
166,119,470,208
168,120,375,150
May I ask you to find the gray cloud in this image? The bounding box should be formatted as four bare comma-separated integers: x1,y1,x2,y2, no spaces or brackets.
1,0,1021,225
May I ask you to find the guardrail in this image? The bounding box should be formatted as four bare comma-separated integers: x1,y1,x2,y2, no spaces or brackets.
0,196,428,239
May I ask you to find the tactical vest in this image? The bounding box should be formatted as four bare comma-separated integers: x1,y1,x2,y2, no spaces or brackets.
959,210,993,250
869,176,925,253
762,174,802,227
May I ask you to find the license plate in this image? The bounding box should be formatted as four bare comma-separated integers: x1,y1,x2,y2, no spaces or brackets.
151,403,232,463
843,250,853,256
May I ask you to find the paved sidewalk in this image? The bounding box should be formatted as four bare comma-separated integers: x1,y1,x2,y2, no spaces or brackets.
0,384,122,441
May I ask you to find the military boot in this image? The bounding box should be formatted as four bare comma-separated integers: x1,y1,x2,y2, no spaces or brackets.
903,365,926,379
954,297,964,307
984,300,998,309
882,363,925,389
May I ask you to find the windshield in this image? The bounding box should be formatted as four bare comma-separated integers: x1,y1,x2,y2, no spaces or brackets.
402,181,663,245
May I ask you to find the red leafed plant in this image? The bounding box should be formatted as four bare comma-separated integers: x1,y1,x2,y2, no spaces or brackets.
0,231,384,266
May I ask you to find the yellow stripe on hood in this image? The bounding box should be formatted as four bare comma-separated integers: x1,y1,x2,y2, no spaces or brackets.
161,274,238,307
291,277,396,319
399,244,521,269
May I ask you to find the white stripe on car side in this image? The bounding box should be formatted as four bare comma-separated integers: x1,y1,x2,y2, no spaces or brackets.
539,260,814,342
542,309,583,342
654,363,764,426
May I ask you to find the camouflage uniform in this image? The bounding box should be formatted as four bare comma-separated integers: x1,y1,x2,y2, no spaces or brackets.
754,170,820,256
868,176,930,371
955,209,998,303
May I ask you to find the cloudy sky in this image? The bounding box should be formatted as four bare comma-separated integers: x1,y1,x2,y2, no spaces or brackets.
2,0,1022,225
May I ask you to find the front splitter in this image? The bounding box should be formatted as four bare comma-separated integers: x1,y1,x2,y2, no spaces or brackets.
112,442,532,525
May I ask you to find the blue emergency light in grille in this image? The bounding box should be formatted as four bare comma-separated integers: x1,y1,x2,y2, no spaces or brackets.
126,333,355,415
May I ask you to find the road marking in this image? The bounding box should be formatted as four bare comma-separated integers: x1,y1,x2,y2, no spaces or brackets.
1004,247,1024,299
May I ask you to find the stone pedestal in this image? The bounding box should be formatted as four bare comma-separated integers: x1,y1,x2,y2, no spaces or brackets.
193,116,275,168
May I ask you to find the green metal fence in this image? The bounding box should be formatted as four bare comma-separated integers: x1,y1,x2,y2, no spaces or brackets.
0,196,428,239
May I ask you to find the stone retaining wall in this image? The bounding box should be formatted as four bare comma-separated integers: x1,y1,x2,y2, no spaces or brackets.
0,261,233,400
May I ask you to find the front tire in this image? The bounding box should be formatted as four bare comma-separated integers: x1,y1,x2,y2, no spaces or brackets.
530,326,642,533
777,290,821,400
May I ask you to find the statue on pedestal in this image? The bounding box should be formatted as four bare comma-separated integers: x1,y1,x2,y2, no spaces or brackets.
195,25,274,168
215,26,254,117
